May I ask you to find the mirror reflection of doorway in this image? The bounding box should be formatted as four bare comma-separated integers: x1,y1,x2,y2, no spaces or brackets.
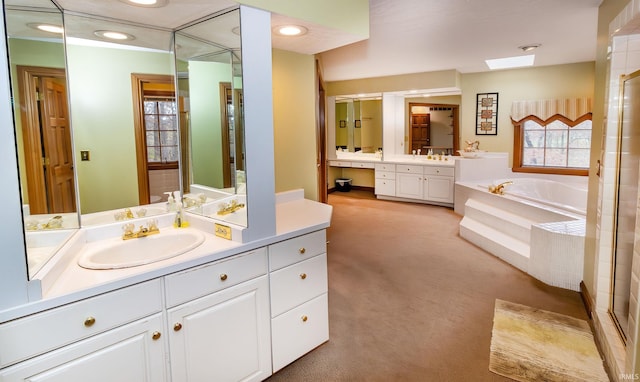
17,66,76,214
409,103,459,155
220,82,244,189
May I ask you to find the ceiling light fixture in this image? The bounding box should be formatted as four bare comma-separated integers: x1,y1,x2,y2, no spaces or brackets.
119,0,168,8
28,23,64,34
94,30,135,41
485,54,535,70
273,25,308,37
518,44,541,52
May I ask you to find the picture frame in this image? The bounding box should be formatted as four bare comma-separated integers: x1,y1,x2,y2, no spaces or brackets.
339,120,346,128
354,119,361,128
476,92,498,135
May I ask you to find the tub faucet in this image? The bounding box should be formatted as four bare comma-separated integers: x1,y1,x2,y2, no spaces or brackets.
489,181,513,195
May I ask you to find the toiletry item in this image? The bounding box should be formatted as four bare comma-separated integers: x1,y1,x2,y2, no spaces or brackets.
172,191,189,227
165,192,175,212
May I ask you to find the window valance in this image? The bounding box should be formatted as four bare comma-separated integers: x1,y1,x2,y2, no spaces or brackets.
510,97,592,124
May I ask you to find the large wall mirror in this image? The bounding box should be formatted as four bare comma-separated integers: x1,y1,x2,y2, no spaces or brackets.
5,1,246,278
335,94,382,153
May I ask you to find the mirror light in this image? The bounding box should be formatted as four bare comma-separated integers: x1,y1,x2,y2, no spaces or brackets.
28,23,64,34
119,0,168,7
94,30,135,41
273,25,307,37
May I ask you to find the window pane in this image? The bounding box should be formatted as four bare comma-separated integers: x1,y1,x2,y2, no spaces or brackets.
160,130,177,146
147,146,161,162
144,101,157,114
158,101,176,114
545,148,567,166
546,120,568,131
568,148,590,168
524,131,545,148
523,120,544,131
159,115,176,130
162,146,179,162
546,130,568,148
569,129,591,148
145,115,158,131
573,120,592,130
523,147,545,166
146,130,159,146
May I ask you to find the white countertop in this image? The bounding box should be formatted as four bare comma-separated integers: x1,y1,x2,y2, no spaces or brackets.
0,190,332,323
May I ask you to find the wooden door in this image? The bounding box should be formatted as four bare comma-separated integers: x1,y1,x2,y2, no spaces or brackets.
410,113,430,152
41,78,76,213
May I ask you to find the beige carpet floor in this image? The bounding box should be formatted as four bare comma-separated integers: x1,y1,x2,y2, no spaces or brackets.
490,299,608,382
266,190,603,382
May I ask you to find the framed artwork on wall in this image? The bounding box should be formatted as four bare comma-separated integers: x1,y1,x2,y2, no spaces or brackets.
476,92,498,135
339,120,346,128
355,119,361,128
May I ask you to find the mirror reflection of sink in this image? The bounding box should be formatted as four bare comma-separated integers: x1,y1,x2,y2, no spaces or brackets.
78,229,205,270
81,205,168,226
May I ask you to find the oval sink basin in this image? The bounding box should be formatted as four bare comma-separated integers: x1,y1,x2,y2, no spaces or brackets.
78,230,205,270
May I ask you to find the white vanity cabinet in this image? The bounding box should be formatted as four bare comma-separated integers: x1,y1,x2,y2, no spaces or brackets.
0,280,166,381
395,165,424,199
422,166,454,203
374,163,396,196
164,249,272,382
268,230,329,372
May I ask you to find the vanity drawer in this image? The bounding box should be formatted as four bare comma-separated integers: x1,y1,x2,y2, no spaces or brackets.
375,178,396,196
164,248,267,307
270,254,328,317
351,162,375,169
269,230,326,271
271,293,329,372
374,163,395,172
423,166,454,177
0,279,162,368
396,164,423,174
375,170,395,180
328,160,351,168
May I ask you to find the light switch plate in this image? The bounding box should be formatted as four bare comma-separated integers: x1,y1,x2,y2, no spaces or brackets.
80,150,90,161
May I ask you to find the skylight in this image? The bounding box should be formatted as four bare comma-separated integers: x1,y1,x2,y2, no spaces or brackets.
485,55,535,70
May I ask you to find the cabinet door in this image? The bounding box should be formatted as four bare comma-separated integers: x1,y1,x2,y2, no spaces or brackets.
0,314,166,382
396,173,423,199
168,276,271,382
424,176,454,203
375,178,396,196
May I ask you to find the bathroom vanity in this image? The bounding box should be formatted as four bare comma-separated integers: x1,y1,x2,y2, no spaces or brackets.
0,191,331,381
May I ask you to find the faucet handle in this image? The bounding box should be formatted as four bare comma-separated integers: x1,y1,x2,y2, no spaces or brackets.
122,223,135,235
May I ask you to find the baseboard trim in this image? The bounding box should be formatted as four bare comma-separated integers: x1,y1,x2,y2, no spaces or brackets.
328,186,374,194
580,281,593,319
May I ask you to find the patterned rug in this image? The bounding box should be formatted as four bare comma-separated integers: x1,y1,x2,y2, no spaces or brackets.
489,299,609,382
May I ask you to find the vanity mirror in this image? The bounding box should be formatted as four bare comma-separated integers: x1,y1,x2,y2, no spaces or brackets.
5,2,246,278
334,94,382,153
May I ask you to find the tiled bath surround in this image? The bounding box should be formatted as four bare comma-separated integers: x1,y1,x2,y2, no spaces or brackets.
595,3,640,379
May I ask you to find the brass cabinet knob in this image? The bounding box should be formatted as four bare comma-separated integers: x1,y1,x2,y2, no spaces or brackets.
300,273,307,280
298,247,306,254
220,273,228,281
174,323,183,331
152,331,161,340
84,317,96,327
301,315,308,322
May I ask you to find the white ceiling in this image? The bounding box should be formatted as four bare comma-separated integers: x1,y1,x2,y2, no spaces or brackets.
318,0,603,81
7,0,603,82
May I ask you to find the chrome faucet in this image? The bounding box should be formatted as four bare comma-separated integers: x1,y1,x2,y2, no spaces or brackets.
488,181,513,195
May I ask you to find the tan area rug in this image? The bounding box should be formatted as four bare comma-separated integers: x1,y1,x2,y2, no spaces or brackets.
489,299,609,382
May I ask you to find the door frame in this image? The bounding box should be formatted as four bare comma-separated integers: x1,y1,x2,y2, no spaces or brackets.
16,65,69,214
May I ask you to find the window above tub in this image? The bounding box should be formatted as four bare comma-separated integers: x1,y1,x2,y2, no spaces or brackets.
511,97,592,176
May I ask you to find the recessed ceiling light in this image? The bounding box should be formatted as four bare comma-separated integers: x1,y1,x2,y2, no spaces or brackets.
518,44,541,52
273,25,307,37
119,0,168,8
28,23,64,34
94,30,135,41
485,55,535,70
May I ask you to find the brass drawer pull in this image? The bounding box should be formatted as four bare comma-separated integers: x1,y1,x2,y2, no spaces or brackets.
220,273,228,281
152,331,161,340
298,247,306,254
84,317,96,327
300,273,307,280
174,323,183,331
301,315,308,322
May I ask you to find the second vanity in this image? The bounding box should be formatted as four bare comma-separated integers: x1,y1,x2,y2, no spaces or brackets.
0,190,331,382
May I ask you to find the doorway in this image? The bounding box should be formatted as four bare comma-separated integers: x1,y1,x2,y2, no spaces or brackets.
17,65,76,215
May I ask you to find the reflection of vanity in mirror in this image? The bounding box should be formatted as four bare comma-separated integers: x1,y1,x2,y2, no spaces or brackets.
6,1,247,277
334,94,383,155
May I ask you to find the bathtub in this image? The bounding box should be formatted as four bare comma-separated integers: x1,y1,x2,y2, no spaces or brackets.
456,176,587,291
489,178,587,216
